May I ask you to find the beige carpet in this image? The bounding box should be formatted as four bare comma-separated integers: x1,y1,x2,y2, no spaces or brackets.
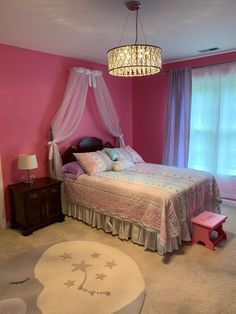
0,201,236,314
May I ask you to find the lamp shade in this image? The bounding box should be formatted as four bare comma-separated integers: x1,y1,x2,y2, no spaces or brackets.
18,154,38,170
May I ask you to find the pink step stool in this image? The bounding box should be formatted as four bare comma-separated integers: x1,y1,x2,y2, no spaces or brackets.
191,211,228,250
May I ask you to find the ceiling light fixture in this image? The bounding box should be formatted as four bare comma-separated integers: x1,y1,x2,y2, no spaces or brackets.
107,1,162,77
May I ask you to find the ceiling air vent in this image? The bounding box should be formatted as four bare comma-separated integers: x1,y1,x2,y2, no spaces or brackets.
198,47,220,53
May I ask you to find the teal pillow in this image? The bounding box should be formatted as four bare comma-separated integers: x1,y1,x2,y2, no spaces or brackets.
104,148,121,161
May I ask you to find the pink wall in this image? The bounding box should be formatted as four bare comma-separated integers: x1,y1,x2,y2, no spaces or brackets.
0,44,132,222
133,50,236,199
132,74,168,163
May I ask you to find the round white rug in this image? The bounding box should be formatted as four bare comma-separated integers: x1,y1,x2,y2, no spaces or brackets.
0,241,145,314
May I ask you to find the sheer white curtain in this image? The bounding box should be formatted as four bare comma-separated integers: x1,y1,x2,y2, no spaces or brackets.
49,68,90,179
49,67,124,180
189,62,236,200
93,73,124,147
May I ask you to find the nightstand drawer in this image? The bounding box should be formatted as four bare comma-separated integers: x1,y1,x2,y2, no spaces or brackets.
27,186,59,200
42,186,59,195
27,191,43,199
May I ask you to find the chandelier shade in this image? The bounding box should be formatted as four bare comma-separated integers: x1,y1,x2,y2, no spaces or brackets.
108,44,162,77
107,1,162,77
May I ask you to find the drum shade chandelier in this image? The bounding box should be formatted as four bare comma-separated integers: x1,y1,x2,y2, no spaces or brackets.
107,1,162,77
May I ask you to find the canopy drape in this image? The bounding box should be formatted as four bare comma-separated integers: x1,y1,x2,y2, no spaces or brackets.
93,74,124,147
49,67,124,180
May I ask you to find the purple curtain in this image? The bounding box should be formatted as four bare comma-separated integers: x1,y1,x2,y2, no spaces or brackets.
163,68,192,167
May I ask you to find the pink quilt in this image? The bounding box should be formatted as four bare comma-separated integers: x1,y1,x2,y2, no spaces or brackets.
64,163,221,247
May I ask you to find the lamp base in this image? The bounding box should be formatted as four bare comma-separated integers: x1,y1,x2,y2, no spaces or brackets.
22,174,36,187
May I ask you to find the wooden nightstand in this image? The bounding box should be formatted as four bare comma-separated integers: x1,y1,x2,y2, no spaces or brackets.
9,177,64,236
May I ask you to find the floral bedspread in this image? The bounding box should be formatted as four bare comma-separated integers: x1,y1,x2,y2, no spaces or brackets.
64,163,221,247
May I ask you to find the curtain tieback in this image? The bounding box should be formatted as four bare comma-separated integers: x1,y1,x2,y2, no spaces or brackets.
118,134,125,147
48,141,60,160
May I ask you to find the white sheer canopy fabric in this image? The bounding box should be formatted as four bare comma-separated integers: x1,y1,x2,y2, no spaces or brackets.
49,67,124,180
49,68,89,179
93,74,124,147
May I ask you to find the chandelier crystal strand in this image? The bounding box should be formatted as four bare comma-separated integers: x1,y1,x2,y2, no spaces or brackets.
108,44,162,77
107,1,162,77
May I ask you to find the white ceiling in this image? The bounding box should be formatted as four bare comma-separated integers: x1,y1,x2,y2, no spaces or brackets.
0,0,235,65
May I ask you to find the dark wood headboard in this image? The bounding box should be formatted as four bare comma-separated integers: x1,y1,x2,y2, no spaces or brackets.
61,137,114,165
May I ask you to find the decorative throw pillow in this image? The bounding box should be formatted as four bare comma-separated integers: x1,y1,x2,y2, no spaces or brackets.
62,161,85,178
113,157,134,172
104,148,121,161
73,151,113,175
116,146,144,163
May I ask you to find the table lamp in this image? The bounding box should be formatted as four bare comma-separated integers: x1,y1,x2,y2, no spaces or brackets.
18,154,38,186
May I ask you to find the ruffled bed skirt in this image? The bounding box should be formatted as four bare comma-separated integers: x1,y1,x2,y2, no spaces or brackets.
63,198,206,255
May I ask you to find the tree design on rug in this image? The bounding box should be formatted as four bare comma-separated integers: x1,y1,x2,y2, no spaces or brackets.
59,251,117,296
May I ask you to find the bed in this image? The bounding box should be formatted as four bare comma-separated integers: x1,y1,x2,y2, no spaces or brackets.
61,137,221,255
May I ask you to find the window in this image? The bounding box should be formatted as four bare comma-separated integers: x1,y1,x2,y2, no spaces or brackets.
188,63,236,176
